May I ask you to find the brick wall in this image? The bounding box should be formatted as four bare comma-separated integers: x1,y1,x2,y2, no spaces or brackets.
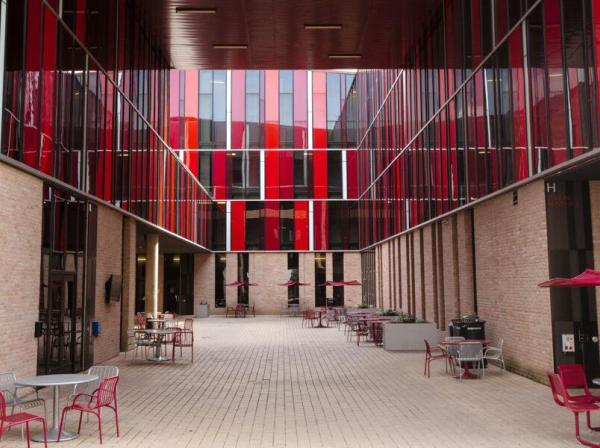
195,253,221,314
93,205,123,364
120,218,136,351
344,252,362,307
588,181,600,362
474,180,553,382
0,162,42,377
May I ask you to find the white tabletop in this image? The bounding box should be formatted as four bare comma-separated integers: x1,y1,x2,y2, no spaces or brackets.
16,374,99,388
135,328,178,335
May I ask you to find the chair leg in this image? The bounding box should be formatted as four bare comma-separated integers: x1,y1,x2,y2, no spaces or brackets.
40,417,48,448
97,409,103,444
114,403,120,437
78,410,84,433
57,408,69,442
573,412,600,448
25,421,30,448
586,411,600,432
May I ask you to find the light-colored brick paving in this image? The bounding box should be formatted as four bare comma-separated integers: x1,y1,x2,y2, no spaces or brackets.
3,316,595,447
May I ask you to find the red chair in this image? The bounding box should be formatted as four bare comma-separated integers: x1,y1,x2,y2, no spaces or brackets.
0,390,47,448
423,339,451,378
559,364,600,431
172,329,194,363
548,373,600,448
58,376,119,444
302,310,318,328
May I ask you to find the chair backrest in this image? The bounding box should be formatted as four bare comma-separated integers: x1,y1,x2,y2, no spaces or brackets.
175,329,194,346
558,363,592,397
0,390,7,420
95,376,119,408
0,373,16,405
424,339,433,355
547,372,566,407
184,319,194,330
457,342,483,360
75,365,119,396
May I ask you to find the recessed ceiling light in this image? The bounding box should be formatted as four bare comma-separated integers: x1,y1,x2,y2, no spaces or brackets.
304,24,342,30
328,54,361,59
175,7,217,14
213,44,248,50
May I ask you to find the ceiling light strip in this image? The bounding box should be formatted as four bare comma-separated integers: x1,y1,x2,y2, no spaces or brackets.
175,7,217,13
213,44,248,50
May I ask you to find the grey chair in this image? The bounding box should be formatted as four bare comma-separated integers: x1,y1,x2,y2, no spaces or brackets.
70,365,119,399
456,342,484,379
0,372,46,439
443,337,465,374
483,338,505,374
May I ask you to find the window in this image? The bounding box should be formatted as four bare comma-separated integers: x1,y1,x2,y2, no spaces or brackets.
246,71,264,148
245,202,264,250
294,151,312,198
237,253,249,304
327,73,342,147
332,253,344,306
280,202,295,250
212,203,226,251
199,70,227,148
327,151,343,198
215,254,226,308
287,253,299,305
314,253,326,307
231,152,260,199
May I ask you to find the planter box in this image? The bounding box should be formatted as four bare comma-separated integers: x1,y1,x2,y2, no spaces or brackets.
195,303,209,318
383,321,438,351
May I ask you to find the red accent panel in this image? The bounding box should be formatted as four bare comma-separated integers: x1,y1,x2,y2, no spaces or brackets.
265,201,280,250
312,71,327,148
231,70,246,149
185,70,198,149
293,71,308,148
313,201,328,250
346,149,358,199
265,71,279,198
313,150,328,199
231,202,246,251
75,0,87,42
294,201,309,250
40,6,56,176
279,151,294,199
213,151,227,199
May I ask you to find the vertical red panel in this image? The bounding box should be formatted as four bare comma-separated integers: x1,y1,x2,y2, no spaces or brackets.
212,151,227,199
40,6,56,176
23,0,42,168
265,201,280,250
294,201,309,250
75,0,87,42
279,151,294,199
231,70,245,149
293,70,308,148
313,201,328,250
265,70,279,198
313,72,328,198
185,70,198,149
346,149,358,199
231,201,246,250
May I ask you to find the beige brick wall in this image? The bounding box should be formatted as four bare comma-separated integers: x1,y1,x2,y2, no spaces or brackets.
456,210,475,315
441,216,460,325
120,218,136,351
299,253,315,310
195,253,221,314
93,205,123,364
474,180,553,382
423,225,437,324
344,252,362,307
0,162,42,377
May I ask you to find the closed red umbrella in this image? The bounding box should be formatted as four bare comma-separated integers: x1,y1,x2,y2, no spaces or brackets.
319,280,362,287
277,280,311,286
225,280,258,286
538,269,600,288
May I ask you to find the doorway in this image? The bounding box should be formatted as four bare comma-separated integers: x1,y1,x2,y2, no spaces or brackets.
546,180,600,384
164,254,194,315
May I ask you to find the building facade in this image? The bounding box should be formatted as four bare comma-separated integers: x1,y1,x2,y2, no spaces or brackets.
2,0,600,384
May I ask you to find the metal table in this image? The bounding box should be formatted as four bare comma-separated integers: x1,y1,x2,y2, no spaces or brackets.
135,328,178,361
16,374,99,443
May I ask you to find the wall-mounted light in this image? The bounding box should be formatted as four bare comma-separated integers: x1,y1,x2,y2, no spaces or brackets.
328,54,361,59
213,44,248,50
175,7,217,14
173,255,181,263
137,256,147,263
304,24,342,30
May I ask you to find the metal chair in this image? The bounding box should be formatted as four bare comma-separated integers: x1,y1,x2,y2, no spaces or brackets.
0,372,46,418
133,330,155,359
558,363,600,432
548,372,600,448
172,329,194,363
183,318,194,331
483,338,505,374
70,366,119,401
423,340,452,378
456,342,484,379
0,390,48,448
58,376,119,444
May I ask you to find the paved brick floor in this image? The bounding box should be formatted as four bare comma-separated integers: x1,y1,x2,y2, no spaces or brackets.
4,316,596,447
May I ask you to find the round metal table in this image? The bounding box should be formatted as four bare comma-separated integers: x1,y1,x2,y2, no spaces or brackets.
16,374,99,443
135,328,178,361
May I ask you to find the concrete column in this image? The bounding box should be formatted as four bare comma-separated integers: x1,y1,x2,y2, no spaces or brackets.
120,218,136,351
145,234,159,317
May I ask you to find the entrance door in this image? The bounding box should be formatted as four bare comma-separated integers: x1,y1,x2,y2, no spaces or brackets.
38,272,83,374
546,181,600,384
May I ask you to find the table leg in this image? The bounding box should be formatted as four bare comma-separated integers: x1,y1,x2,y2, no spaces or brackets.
460,363,476,379
32,385,78,443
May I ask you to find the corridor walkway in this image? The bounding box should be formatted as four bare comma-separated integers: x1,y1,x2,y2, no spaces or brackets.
4,317,589,447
